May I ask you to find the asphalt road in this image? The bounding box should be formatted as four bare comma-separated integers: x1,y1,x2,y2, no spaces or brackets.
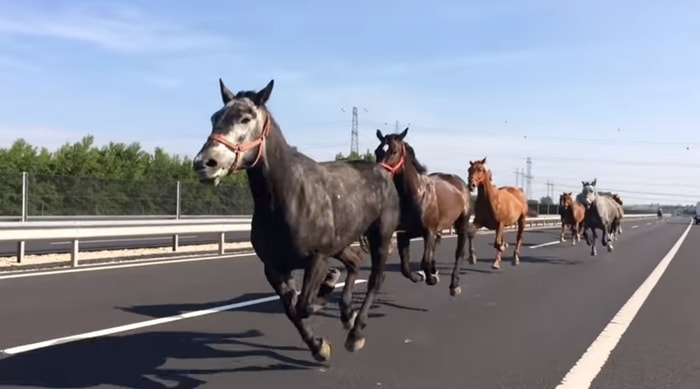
0,216,693,388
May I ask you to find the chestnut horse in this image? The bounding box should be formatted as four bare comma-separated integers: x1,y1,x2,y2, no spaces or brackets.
375,127,475,297
558,191,585,245
467,157,528,269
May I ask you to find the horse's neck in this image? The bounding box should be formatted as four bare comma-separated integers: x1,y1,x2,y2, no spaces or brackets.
245,126,297,213
476,182,499,215
395,161,429,206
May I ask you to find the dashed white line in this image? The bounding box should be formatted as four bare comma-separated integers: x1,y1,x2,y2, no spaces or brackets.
530,240,561,249
555,219,692,389
645,222,652,226
0,279,368,356
630,225,639,229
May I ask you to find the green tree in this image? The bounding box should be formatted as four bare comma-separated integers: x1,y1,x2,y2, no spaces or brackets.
334,149,376,162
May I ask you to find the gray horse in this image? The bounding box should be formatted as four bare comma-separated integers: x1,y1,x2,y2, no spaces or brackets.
577,179,621,256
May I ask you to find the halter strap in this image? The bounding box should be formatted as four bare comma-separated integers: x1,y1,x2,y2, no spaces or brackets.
207,115,271,172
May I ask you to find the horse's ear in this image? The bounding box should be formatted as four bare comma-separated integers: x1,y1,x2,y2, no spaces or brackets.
591,178,597,186
567,191,572,196
468,160,474,166
581,180,586,186
219,78,234,105
254,79,274,106
376,129,385,141
399,127,409,139
480,157,487,164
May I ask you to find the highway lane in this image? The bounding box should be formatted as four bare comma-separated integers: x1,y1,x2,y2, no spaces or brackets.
591,218,700,389
0,217,686,388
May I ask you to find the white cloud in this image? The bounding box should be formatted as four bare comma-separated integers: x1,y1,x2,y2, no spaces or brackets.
0,3,225,55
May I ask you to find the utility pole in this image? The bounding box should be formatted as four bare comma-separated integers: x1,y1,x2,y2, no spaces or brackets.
350,106,359,155
395,120,400,132
514,169,521,188
524,157,533,200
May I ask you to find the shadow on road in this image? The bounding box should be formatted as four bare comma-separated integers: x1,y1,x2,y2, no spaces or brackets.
0,329,322,389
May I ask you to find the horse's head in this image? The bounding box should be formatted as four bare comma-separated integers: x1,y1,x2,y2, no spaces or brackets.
611,193,623,205
580,178,598,206
193,78,275,185
560,191,574,210
375,127,423,176
467,157,490,191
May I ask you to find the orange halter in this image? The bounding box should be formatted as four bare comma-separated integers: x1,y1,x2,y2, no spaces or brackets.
207,116,271,173
378,143,406,177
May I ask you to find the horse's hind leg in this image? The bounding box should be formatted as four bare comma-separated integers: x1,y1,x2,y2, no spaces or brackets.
468,222,479,264
397,232,424,283
333,247,361,330
449,216,468,296
263,264,331,362
512,217,525,266
296,254,331,320
345,227,391,353
315,267,344,311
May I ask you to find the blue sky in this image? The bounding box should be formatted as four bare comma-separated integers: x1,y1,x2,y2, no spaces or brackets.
0,0,698,205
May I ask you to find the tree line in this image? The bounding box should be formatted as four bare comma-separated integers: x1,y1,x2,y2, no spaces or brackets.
0,137,377,217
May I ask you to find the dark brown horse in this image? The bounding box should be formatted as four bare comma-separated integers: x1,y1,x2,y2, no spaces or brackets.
467,157,528,269
558,191,585,245
375,127,475,297
192,79,401,361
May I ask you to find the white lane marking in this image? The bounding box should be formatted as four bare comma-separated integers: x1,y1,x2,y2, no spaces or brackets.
0,221,648,280
0,279,368,356
530,241,561,249
645,222,652,226
555,219,692,389
50,235,199,245
630,225,639,229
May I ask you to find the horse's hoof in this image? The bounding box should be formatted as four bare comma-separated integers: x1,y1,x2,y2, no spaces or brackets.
607,245,614,253
491,263,501,270
426,272,439,286
344,335,366,352
415,270,426,282
342,310,358,330
450,286,462,296
512,258,519,266
313,339,332,362
469,255,477,264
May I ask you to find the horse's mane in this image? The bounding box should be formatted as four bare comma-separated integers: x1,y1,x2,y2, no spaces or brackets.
404,142,428,174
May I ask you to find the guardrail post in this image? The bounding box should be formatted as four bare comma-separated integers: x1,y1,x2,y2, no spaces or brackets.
71,239,80,267
175,180,181,220
21,171,28,222
219,232,225,255
16,241,25,263
172,234,179,251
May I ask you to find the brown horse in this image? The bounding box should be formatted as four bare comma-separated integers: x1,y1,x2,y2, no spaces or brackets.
467,157,528,269
558,191,585,245
375,127,475,297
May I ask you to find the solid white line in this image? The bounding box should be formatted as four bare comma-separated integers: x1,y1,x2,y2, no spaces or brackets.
530,240,561,249
630,225,639,229
50,235,199,245
0,279,368,356
555,219,692,389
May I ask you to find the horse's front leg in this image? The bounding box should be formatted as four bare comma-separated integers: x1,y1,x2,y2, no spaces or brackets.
345,229,391,353
263,264,331,362
397,232,423,283
571,222,579,246
560,222,567,242
468,222,481,264
590,228,598,256
419,230,440,286
492,223,505,269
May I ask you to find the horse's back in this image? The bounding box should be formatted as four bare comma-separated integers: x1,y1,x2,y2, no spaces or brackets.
428,172,472,217
500,186,528,211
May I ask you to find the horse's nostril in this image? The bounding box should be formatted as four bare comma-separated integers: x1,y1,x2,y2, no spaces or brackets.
205,159,218,168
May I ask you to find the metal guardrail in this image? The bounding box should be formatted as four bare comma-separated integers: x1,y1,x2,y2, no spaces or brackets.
0,214,660,268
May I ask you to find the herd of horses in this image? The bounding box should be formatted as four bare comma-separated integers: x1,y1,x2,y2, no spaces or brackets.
192,79,630,363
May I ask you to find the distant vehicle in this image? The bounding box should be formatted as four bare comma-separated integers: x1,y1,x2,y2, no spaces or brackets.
695,202,700,224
